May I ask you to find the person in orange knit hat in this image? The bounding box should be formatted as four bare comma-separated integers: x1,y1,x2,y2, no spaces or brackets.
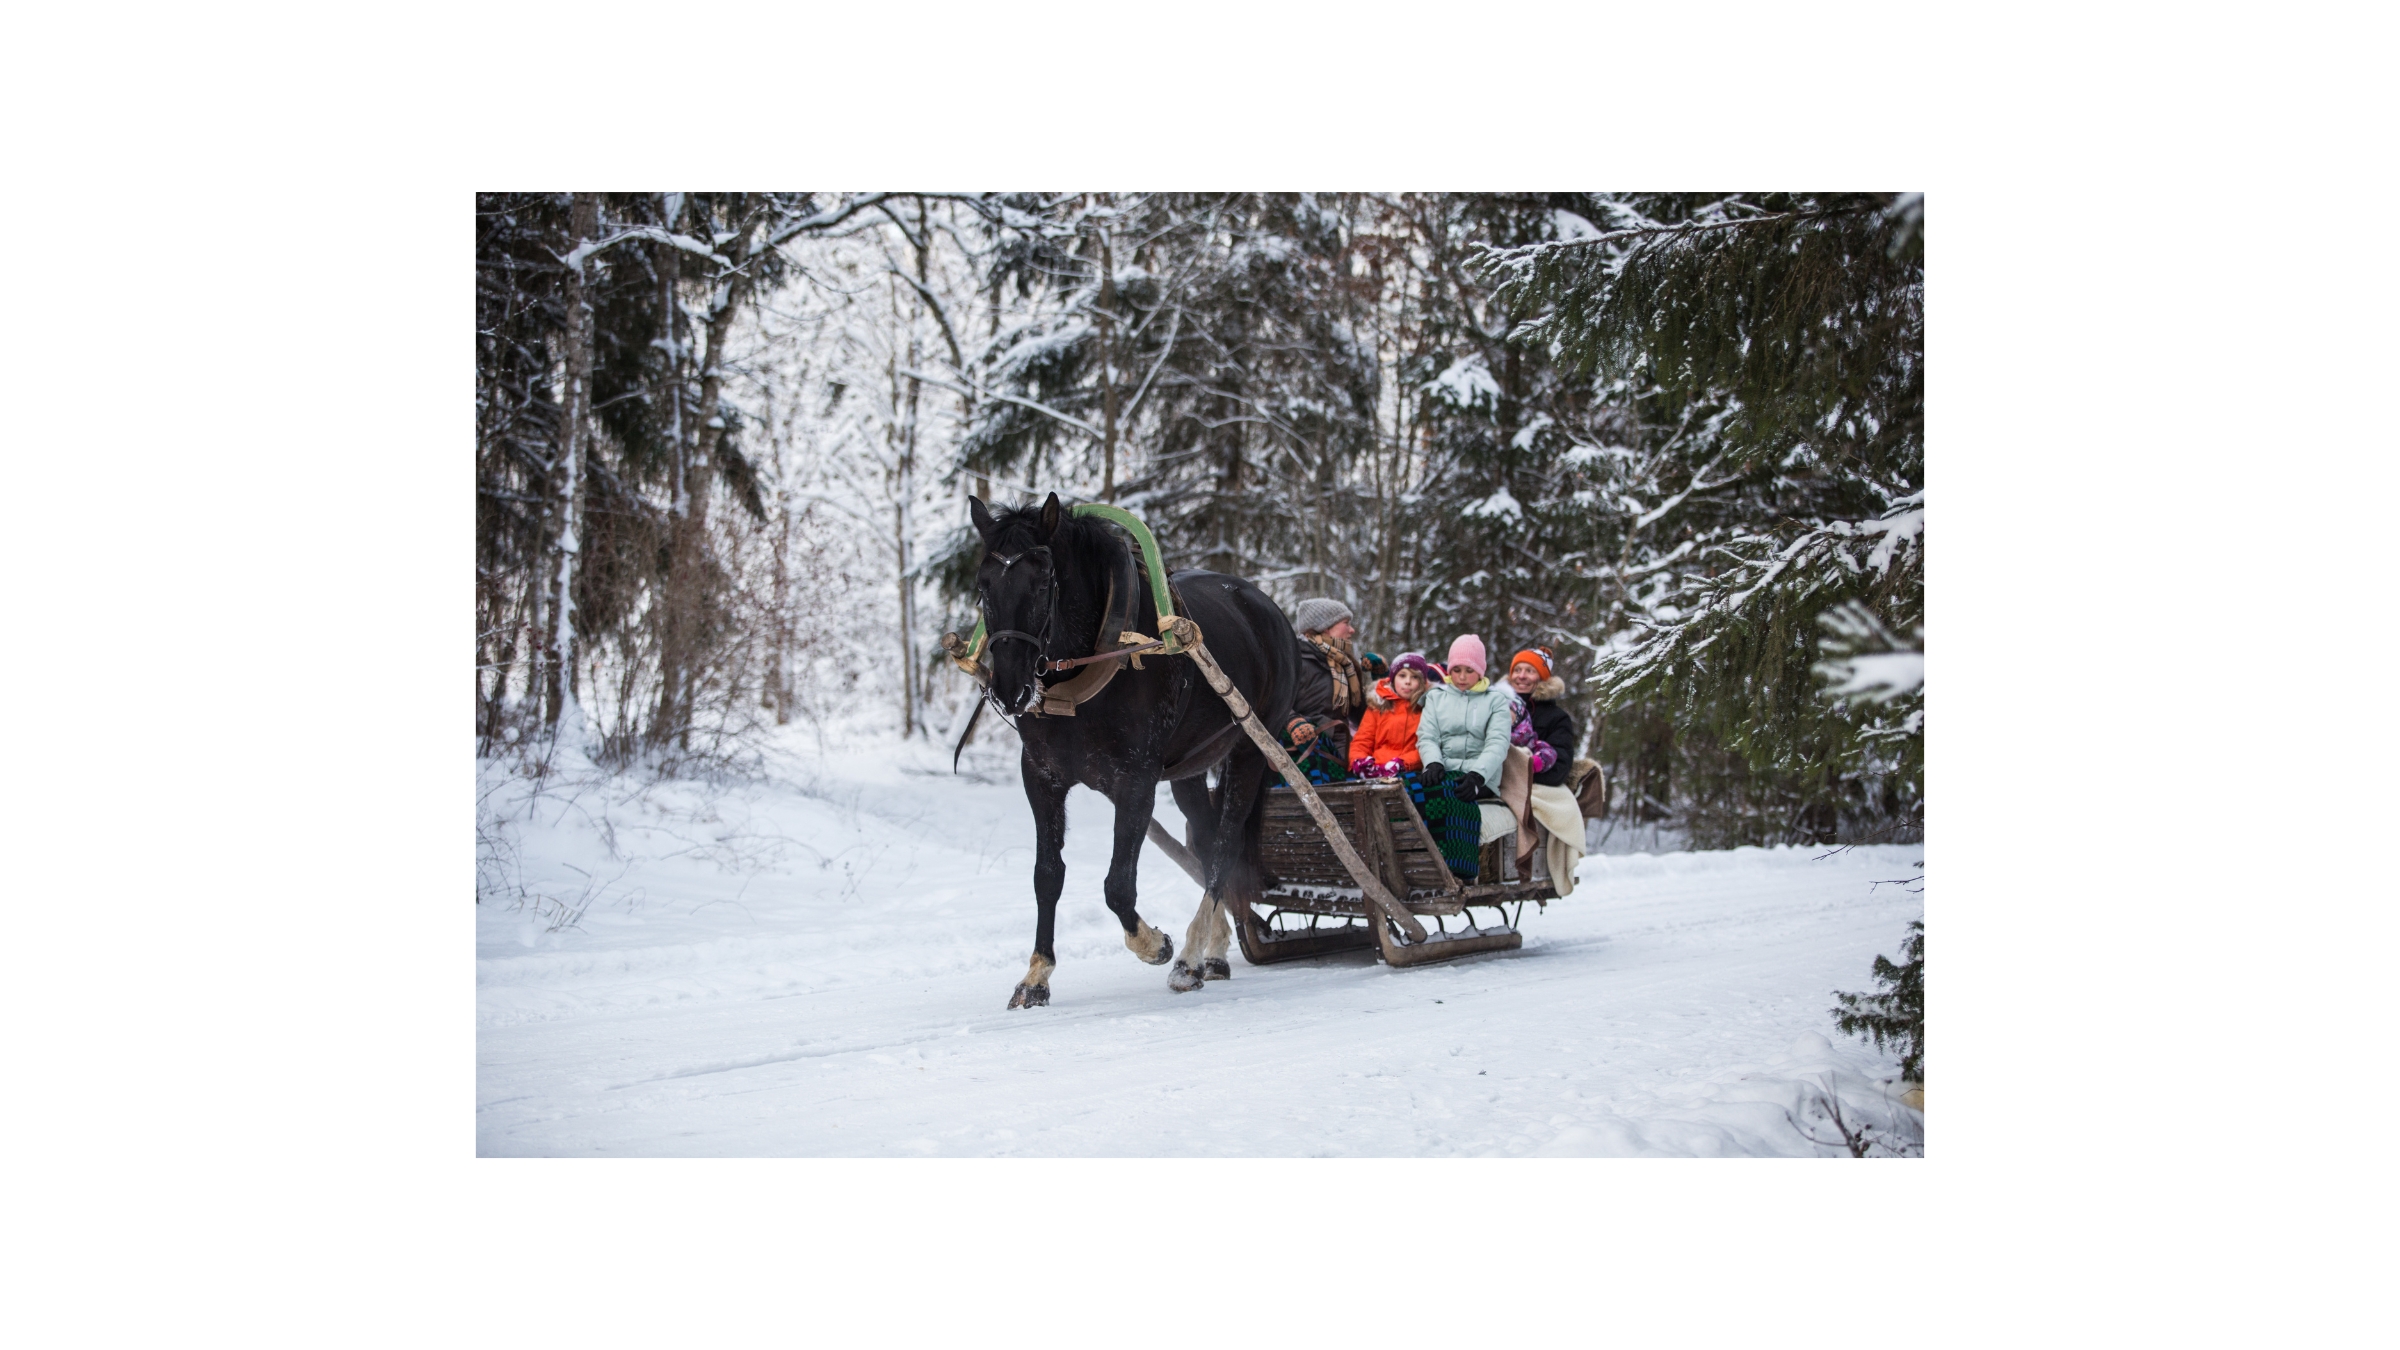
1503,645,1585,894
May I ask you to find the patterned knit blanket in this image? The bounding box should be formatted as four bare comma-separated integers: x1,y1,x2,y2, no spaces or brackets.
1412,774,1483,880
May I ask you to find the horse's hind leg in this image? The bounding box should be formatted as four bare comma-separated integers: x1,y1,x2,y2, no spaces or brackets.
1170,891,1218,993
1167,775,1221,993
1200,893,1238,975
1200,763,1238,970
1210,743,1275,974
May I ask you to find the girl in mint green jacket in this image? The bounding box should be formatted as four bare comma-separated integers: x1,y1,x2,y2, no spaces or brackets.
1416,634,1516,796
1415,635,1515,877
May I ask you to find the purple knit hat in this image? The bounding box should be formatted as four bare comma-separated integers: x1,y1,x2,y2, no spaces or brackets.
1389,651,1440,681
1445,634,1488,675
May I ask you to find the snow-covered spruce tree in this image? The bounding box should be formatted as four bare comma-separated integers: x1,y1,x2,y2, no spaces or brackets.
1109,194,1381,591
1834,919,1924,1082
930,194,1385,621
1385,194,1631,704
1485,194,1924,846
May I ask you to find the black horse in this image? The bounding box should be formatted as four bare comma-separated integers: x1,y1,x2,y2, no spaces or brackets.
968,493,1297,1008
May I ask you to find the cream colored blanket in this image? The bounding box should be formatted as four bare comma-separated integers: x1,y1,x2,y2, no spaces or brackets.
1475,745,1587,893
1526,783,1585,896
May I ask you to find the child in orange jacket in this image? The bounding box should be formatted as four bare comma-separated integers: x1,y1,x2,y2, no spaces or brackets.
1349,652,1440,778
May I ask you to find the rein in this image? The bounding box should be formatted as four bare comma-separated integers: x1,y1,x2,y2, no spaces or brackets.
1037,635,1173,674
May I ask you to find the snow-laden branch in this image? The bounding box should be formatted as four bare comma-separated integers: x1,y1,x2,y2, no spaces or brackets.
1820,652,1924,703
559,225,731,274
1118,304,1182,423
1814,599,1924,707
1632,452,1740,529
1480,203,1878,273
762,194,901,252
887,266,965,370
898,368,1104,441
1589,491,1924,702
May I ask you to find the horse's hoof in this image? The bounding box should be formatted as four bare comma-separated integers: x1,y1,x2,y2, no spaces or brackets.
1201,957,1231,981
1138,931,1174,967
1167,960,1205,993
1007,982,1050,1009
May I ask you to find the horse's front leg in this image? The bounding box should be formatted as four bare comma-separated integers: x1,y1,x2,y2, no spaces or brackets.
1009,766,1070,1009
1104,777,1175,977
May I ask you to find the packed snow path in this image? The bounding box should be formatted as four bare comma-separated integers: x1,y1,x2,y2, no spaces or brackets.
477,733,1923,1157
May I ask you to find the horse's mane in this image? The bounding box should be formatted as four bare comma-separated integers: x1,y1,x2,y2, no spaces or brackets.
985,500,1142,660
986,501,1128,586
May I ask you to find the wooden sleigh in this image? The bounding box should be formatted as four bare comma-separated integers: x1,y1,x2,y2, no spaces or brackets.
1148,772,1566,969
1248,777,1559,966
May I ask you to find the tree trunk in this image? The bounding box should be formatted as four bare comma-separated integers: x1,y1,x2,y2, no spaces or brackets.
765,396,794,726
657,206,757,751
1098,219,1117,500
651,209,690,748
545,192,599,731
894,203,930,737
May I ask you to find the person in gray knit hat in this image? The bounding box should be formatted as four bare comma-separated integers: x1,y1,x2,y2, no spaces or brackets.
1291,596,1353,639
1285,597,1367,772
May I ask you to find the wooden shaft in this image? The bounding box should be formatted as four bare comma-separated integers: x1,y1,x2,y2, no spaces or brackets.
1168,620,1428,944
1145,819,1208,888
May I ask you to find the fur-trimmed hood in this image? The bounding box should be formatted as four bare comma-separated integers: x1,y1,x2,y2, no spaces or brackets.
1526,675,1565,702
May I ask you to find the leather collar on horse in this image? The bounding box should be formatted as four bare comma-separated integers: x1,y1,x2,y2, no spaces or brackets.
1023,538,1150,718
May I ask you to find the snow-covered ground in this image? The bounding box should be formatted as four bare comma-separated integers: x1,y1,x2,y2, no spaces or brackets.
477,726,1924,1157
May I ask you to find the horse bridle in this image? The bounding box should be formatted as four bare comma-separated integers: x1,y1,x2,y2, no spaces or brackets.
977,546,1059,718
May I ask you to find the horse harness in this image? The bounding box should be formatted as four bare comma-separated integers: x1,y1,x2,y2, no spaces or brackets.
976,547,1058,675
966,547,1187,721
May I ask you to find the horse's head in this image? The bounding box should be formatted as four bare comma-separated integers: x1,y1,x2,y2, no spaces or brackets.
970,491,1065,716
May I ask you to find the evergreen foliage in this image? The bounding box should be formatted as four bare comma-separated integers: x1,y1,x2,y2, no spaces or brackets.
1484,193,1924,845
1833,919,1924,1082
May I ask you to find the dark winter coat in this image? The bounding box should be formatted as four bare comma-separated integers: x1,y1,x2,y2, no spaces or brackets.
1523,675,1576,787
1287,633,1357,766
1294,633,1367,723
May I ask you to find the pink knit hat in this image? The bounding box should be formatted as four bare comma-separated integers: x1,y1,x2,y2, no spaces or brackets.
1445,634,1488,675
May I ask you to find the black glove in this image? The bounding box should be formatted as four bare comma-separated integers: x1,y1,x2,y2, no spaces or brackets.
1459,771,1487,798
1419,763,1445,787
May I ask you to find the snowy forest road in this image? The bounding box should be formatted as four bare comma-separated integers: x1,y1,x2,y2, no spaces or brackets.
477,734,1923,1157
